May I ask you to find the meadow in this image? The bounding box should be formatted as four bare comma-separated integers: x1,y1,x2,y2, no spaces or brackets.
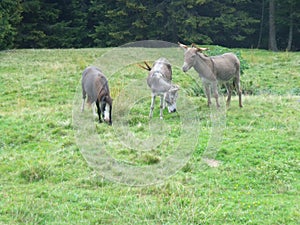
0,45,299,224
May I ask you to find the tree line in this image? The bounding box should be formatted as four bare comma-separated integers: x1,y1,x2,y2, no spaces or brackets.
1,0,299,51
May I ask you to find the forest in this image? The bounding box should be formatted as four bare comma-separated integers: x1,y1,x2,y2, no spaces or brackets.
0,0,299,51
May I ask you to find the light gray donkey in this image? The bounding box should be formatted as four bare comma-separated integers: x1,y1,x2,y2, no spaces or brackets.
179,42,242,108
139,58,179,119
81,66,112,125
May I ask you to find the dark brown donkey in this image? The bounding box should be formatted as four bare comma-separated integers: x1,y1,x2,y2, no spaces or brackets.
81,66,112,125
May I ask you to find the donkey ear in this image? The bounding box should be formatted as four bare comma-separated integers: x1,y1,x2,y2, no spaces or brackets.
178,42,188,50
192,43,209,52
198,47,209,52
138,64,149,71
144,61,152,70
138,61,152,71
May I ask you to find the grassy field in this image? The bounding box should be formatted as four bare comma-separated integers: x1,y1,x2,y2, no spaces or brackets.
0,46,299,224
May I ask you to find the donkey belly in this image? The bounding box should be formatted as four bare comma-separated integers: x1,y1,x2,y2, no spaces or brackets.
83,76,98,103
216,70,236,82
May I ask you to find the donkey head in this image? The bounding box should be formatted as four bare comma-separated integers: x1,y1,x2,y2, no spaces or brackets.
164,85,179,113
178,42,209,72
101,95,113,125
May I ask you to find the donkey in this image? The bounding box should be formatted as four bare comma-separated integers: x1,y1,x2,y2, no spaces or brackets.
178,42,243,108
81,66,113,125
139,58,179,119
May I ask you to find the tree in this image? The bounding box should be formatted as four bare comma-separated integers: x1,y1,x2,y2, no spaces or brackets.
172,0,259,48
286,3,293,51
87,0,111,47
103,0,148,46
257,0,265,48
17,0,60,48
276,0,300,50
0,0,22,50
50,0,90,48
169,0,213,44
16,0,91,48
2,0,299,50
268,0,278,51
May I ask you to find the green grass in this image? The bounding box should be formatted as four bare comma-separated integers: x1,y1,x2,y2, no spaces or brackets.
0,47,299,224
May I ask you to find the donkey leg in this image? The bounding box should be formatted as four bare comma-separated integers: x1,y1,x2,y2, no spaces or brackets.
212,82,220,108
235,76,243,108
81,98,85,112
95,100,102,123
81,90,86,112
163,93,167,109
149,94,156,118
91,102,97,117
204,83,212,107
160,96,164,120
108,105,112,125
100,101,106,121
224,83,232,107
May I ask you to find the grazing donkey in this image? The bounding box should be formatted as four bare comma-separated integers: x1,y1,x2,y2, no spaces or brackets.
178,42,243,108
140,58,179,119
81,66,112,125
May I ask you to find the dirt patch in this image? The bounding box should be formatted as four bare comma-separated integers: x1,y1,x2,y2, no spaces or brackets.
203,158,221,168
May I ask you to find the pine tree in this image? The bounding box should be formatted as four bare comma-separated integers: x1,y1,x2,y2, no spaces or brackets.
0,0,22,50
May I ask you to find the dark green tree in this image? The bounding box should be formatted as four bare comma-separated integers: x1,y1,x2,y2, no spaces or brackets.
17,0,90,48
50,0,90,48
206,0,260,47
3,0,298,50
102,0,148,46
17,0,60,48
88,0,116,47
276,0,300,50
0,0,22,50
169,0,214,44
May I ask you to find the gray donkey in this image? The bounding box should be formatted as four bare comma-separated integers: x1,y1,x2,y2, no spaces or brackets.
179,42,242,108
81,66,112,125
140,58,179,119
